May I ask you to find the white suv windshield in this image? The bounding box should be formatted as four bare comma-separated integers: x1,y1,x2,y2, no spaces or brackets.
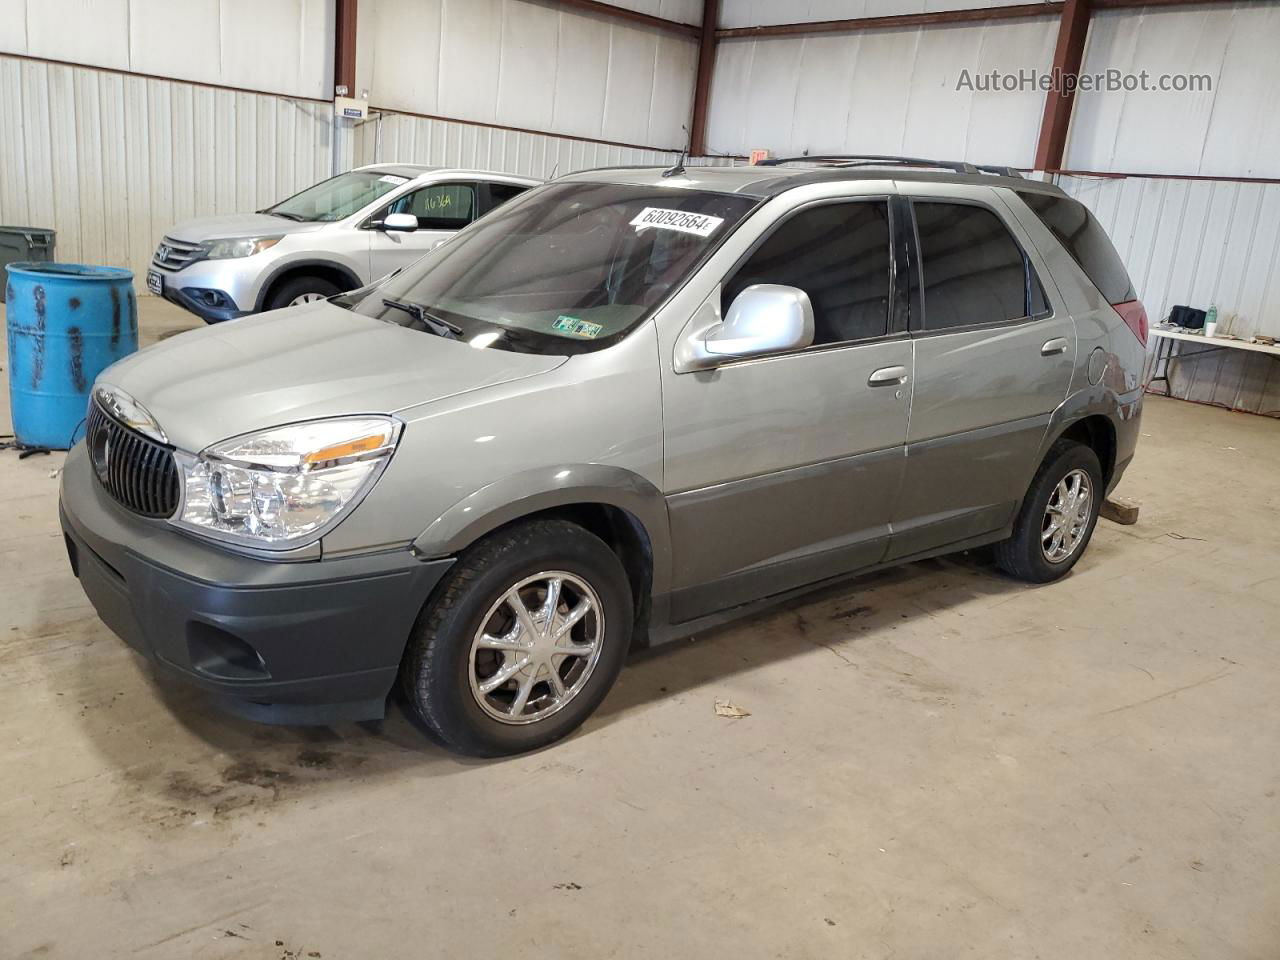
354,182,757,353
266,170,409,222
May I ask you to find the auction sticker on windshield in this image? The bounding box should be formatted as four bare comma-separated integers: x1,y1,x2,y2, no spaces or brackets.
553,315,604,338
630,207,724,237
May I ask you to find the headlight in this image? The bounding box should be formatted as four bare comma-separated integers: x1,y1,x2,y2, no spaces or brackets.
201,235,283,259
173,416,402,548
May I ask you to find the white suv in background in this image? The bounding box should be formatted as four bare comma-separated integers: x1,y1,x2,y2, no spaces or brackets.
147,164,539,322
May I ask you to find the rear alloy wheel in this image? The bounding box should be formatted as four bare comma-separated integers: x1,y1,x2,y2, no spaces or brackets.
1040,468,1093,563
402,518,632,757
995,439,1103,583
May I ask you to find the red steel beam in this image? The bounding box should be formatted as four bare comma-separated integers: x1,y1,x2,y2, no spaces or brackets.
1034,0,1091,172
714,3,1057,39
689,0,719,156
552,0,700,37
334,0,358,96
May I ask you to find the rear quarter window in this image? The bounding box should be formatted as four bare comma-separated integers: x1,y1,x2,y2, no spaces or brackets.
1017,191,1136,305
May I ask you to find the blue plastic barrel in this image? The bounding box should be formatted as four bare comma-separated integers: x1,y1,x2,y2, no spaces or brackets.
5,263,138,449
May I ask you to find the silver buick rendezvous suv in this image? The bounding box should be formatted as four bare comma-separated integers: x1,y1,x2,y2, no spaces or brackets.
61,156,1147,756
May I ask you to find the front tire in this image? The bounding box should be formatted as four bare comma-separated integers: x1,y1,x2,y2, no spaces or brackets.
401,518,633,757
266,275,341,310
995,439,1103,583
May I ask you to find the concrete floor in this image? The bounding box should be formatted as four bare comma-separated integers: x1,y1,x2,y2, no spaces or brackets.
2,297,1278,959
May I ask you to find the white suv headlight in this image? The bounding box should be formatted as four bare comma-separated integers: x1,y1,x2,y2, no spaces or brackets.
173,416,402,549
202,235,283,259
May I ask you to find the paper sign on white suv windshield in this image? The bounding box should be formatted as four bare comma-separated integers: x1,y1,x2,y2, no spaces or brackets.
630,207,724,238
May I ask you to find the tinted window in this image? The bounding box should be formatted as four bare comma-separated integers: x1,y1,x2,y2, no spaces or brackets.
389,183,476,229
723,201,891,345
486,182,528,210
914,202,1030,330
1017,191,1136,304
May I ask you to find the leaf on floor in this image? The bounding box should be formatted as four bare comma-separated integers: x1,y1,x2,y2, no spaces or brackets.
714,698,750,719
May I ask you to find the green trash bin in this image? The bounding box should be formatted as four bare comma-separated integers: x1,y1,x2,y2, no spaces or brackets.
0,227,56,303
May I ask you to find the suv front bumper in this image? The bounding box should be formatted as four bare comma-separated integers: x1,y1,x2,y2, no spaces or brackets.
58,443,453,724
151,256,263,323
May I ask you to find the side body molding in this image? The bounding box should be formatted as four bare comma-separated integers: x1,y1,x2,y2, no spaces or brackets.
412,464,673,595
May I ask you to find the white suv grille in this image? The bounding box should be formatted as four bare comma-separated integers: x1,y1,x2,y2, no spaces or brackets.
151,236,204,272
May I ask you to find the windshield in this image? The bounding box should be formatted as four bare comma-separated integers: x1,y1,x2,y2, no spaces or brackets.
349,182,758,353
266,170,411,222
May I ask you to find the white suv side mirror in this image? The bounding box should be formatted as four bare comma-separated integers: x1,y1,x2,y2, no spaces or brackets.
382,212,419,232
676,284,815,372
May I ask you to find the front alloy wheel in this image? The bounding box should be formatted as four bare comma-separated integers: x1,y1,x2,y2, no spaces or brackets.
401,518,632,757
469,572,604,724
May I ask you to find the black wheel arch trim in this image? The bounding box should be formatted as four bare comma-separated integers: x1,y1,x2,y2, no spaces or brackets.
411,465,672,599
1032,385,1142,500
254,258,363,312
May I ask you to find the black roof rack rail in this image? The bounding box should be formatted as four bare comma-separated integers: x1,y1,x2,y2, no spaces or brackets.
757,154,1022,178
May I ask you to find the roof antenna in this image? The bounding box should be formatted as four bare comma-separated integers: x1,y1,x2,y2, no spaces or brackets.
549,161,560,180
662,124,689,178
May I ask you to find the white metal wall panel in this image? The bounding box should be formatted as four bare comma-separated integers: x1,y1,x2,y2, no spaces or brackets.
0,0,333,100
611,0,702,24
353,111,680,179
0,55,346,279
707,18,1056,164
1063,174,1280,413
363,0,697,150
718,0,1037,29
1066,3,1280,178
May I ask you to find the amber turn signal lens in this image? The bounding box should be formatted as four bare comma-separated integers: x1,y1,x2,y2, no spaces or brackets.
302,433,386,465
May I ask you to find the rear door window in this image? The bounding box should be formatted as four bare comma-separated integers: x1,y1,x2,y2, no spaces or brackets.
912,201,1045,331
722,200,892,345
482,182,529,214
1016,191,1136,304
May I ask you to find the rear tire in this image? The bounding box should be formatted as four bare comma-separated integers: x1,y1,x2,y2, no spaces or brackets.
995,440,1103,583
401,518,633,757
266,275,341,310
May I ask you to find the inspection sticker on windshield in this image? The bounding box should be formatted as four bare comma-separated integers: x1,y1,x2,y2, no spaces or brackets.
378,174,409,185
630,207,724,238
553,315,604,338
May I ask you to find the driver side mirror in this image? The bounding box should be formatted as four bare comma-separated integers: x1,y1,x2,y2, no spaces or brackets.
677,284,815,372
381,212,419,233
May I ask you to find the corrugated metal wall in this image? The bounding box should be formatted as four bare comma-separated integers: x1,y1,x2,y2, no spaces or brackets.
1067,3,1280,179
1063,173,1280,414
353,111,680,179
706,17,1058,165
357,0,699,152
0,0,334,100
0,55,346,279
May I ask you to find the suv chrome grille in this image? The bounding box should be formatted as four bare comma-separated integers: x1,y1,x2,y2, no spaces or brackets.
151,236,204,272
86,399,181,519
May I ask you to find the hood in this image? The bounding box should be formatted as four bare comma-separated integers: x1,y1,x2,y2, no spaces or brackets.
98,302,566,452
165,213,328,242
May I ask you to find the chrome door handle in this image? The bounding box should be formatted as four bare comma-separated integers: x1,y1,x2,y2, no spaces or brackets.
1041,337,1069,356
868,365,908,386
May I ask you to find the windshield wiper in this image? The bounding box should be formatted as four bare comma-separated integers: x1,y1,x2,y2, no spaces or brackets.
381,298,463,339
259,209,307,221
